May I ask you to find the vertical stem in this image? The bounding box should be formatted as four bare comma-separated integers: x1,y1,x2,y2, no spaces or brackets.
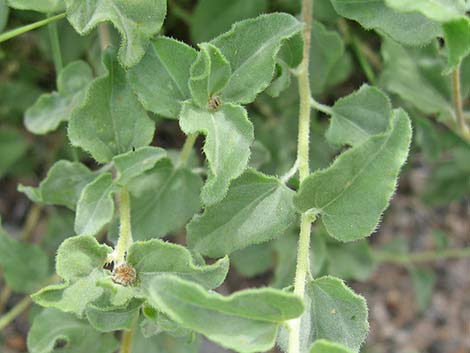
47,14,63,73
115,187,132,264
120,327,135,353
289,1,314,353
452,65,470,139
178,133,198,167
98,23,111,51
0,296,32,331
21,204,42,241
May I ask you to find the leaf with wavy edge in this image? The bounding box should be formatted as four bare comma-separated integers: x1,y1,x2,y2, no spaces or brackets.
7,0,64,13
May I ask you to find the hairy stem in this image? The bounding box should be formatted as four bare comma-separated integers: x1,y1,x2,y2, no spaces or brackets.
0,296,32,331
0,13,66,43
120,317,138,353
310,97,333,115
99,23,111,51
47,14,63,73
452,65,470,140
178,133,198,167
115,187,133,264
289,0,314,352
374,247,470,264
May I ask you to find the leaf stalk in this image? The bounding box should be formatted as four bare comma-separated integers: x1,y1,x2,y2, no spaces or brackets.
0,296,32,331
115,186,133,264
0,13,66,43
47,13,63,73
178,133,198,167
452,65,470,140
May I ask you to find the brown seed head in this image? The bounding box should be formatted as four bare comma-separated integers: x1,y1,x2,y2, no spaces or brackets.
112,263,136,286
208,95,221,111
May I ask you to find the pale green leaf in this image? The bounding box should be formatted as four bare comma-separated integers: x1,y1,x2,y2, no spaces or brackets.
278,276,368,353
64,0,167,67
326,85,393,147
179,102,253,205
294,109,412,241
0,128,29,178
443,17,470,71
133,329,200,353
0,224,50,293
310,339,354,353
385,0,467,23
27,308,119,353
129,158,203,240
74,173,116,236
187,170,297,257
190,0,268,43
140,305,191,337
128,37,197,119
231,242,273,277
330,0,442,46
7,0,64,13
145,275,304,353
18,160,96,210
25,61,93,134
0,0,9,33
113,146,167,185
68,48,155,163
127,239,229,289
211,13,303,104
86,299,142,332
266,61,292,98
189,43,231,108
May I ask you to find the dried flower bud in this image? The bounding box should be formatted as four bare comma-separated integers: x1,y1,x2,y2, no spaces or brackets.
112,263,136,286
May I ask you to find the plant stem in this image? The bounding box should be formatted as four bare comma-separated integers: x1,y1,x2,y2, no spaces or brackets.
0,286,12,313
178,133,198,167
0,13,66,43
374,247,470,264
289,0,314,352
47,14,63,73
120,317,138,353
452,65,470,140
310,97,333,115
0,296,32,331
351,35,376,83
21,204,42,241
98,23,111,51
281,159,299,183
115,187,133,264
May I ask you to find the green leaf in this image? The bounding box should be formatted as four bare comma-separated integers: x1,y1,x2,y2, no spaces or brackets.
86,299,142,332
0,0,9,33
187,170,297,257
133,329,200,353
0,224,50,293
294,109,412,241
278,276,368,353
145,275,304,353
127,239,229,289
190,0,268,43
128,37,197,119
140,305,191,337
0,128,29,178
18,160,96,210
443,18,470,71
231,242,273,277
309,339,354,353
56,235,112,282
25,61,93,134
379,39,454,122
310,21,346,95
211,13,303,104
385,0,467,23
189,43,231,109
74,173,116,236
113,146,167,185
64,0,167,67
179,102,254,205
68,48,154,163
7,0,64,13
330,0,442,46
129,158,203,240
27,308,119,353
326,85,393,147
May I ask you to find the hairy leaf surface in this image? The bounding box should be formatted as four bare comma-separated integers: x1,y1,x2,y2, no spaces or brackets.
309,340,354,353
7,0,64,13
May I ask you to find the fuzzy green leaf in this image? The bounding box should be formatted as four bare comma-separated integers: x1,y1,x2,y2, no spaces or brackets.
179,102,253,205
278,276,368,353
231,243,273,278
326,85,393,147
18,160,96,210
25,61,93,134
127,239,229,289
128,37,197,119
64,0,167,67
189,43,231,108
385,0,467,23
7,0,64,13
330,0,442,46
211,13,303,104
309,340,354,353
443,18,470,71
0,224,50,293
295,109,412,241
129,158,203,240
27,308,119,353
187,170,297,257
74,173,116,236
86,299,142,332
145,275,304,353
113,146,167,185
68,48,154,163
133,330,200,353
190,0,268,43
